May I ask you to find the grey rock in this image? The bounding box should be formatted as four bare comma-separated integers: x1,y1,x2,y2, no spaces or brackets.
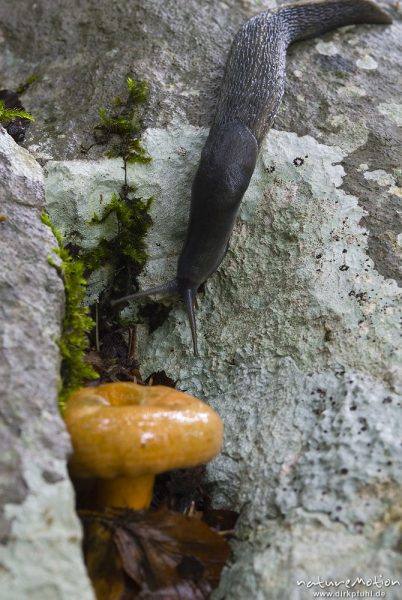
0,127,94,599
1,0,402,597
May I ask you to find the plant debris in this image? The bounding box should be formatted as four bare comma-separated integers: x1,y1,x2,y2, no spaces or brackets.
145,370,177,388
152,466,206,514
83,329,141,384
81,507,233,600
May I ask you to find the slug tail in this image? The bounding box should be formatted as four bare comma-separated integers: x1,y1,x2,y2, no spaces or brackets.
350,0,393,25
284,0,392,44
214,0,391,147
183,288,199,357
111,279,178,307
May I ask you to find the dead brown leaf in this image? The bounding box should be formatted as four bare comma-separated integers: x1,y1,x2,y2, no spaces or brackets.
84,520,125,600
81,507,231,600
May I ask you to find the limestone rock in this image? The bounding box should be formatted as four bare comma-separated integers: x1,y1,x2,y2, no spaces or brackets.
1,0,402,598
0,127,94,600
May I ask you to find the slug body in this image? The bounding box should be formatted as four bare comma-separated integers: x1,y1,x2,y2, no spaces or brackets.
113,0,392,355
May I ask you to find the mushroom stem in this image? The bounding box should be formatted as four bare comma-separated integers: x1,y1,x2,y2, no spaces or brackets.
96,474,155,511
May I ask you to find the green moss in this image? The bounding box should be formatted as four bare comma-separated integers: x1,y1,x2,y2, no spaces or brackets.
86,189,152,276
41,212,98,411
0,100,34,123
95,77,151,165
16,73,39,95
37,78,153,403
85,77,154,301
334,70,347,79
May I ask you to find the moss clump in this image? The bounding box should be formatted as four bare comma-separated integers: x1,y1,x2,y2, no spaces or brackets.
0,99,34,124
334,70,347,79
84,77,154,300
42,212,98,410
84,187,153,294
16,73,39,95
94,77,151,165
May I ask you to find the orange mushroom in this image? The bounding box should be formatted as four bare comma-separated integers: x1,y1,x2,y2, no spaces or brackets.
64,382,223,510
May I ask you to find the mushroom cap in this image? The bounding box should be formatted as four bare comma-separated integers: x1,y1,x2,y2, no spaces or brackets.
64,382,223,479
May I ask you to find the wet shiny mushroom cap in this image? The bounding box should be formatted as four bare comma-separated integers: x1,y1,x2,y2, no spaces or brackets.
64,382,224,480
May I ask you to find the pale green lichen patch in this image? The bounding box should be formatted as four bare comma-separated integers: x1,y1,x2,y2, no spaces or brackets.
137,127,401,382
356,54,378,70
45,158,128,252
364,169,396,187
315,40,339,56
364,169,402,197
337,84,367,97
326,114,369,153
378,102,402,127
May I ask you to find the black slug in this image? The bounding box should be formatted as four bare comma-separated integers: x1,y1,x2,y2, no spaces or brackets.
112,0,392,356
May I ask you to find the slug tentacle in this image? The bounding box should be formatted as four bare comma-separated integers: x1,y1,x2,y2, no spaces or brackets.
182,287,199,357
113,0,391,355
111,278,200,356
110,279,178,307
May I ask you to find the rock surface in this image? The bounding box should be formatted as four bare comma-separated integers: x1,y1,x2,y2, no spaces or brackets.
0,128,94,599
1,0,402,598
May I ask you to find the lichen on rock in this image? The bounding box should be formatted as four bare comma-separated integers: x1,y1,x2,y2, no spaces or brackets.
44,109,402,593
1,0,401,597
